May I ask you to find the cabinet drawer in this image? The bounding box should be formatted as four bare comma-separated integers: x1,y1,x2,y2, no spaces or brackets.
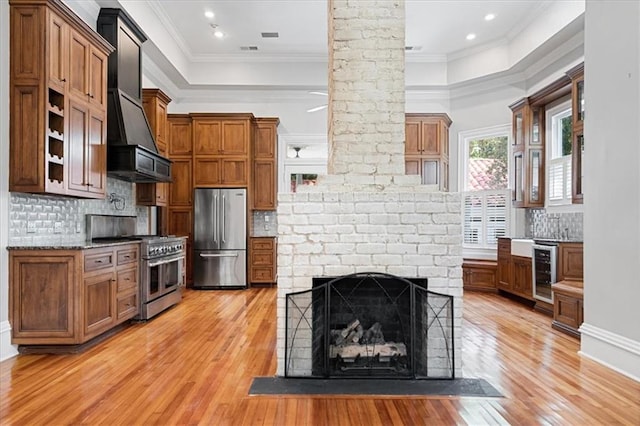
251,239,274,250
117,248,138,265
84,251,114,272
252,252,274,266
252,267,275,282
117,293,138,321
117,267,138,293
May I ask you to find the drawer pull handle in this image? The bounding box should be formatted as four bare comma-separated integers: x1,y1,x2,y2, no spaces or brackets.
96,259,104,264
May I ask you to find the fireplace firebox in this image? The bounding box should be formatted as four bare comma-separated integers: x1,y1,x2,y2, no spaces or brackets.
284,273,454,379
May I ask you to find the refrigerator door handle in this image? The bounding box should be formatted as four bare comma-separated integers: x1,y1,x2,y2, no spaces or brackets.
222,194,226,243
213,194,218,244
200,253,239,258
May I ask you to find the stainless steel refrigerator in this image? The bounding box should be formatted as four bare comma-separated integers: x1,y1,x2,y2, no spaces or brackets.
193,188,247,288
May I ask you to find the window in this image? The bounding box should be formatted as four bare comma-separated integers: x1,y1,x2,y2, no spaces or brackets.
463,191,509,247
546,101,572,205
459,125,511,249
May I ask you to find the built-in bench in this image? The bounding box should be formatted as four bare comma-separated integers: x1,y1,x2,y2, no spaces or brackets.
462,259,498,292
551,280,584,338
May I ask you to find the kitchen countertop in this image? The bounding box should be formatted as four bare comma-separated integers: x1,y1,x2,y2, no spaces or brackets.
7,240,142,250
502,236,583,243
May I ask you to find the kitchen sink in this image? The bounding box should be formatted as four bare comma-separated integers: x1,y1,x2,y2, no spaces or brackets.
511,239,534,258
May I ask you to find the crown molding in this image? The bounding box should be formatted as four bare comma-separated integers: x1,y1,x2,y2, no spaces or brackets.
146,0,196,61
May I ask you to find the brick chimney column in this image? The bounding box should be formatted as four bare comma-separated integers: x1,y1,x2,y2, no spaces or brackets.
327,0,406,176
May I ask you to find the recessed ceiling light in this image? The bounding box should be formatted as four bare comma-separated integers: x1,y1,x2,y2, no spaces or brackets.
204,10,214,19
484,13,495,21
466,33,476,41
214,30,224,39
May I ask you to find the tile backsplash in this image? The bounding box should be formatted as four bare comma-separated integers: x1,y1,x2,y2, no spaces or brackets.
9,178,149,246
251,210,277,237
526,209,583,240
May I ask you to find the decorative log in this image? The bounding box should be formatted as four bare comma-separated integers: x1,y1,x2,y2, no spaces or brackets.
329,342,407,359
341,319,360,338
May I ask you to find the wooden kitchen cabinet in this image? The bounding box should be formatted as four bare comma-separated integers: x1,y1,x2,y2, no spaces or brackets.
169,159,193,206
9,0,114,198
253,118,279,210
509,99,545,208
552,281,583,338
567,63,584,204
191,114,253,187
137,89,171,206
250,238,277,286
168,115,193,156
404,114,451,190
462,259,497,292
558,242,584,281
497,237,512,291
511,255,534,301
9,243,140,348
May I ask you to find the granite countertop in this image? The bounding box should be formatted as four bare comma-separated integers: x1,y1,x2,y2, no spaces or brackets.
7,240,142,250
503,236,583,243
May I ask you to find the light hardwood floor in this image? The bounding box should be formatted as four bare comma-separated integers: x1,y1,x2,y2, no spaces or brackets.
1,288,638,425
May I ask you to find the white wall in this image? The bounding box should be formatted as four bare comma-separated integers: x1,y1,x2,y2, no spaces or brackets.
580,0,640,381
0,0,16,361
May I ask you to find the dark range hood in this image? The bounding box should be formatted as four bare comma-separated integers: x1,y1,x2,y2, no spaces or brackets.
97,8,172,183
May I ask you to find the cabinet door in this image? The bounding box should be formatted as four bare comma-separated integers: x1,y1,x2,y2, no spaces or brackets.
48,11,68,90
67,100,89,193
193,120,221,155
253,160,275,210
497,256,511,290
255,124,275,158
405,120,421,155
221,158,247,185
88,46,107,108
512,256,533,300
86,110,106,196
168,208,193,239
83,271,116,339
170,159,193,206
421,121,440,155
10,254,77,341
405,158,421,176
168,116,193,156
221,121,249,155
527,148,544,207
68,30,89,102
559,244,583,281
194,158,221,186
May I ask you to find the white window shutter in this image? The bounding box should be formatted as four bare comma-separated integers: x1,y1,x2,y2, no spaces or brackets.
463,190,509,248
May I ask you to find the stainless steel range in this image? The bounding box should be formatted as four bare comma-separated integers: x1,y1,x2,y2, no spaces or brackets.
87,215,187,320
138,235,186,320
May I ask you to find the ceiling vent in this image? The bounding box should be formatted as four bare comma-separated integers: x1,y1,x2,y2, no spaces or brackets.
240,46,259,51
261,32,279,38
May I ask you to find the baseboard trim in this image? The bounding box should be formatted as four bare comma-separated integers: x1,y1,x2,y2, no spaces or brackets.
0,320,18,361
579,322,640,382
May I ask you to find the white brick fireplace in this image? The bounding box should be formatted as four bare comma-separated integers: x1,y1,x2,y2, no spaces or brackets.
276,0,462,377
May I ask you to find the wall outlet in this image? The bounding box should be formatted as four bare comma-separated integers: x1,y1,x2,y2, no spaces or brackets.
76,221,83,233
27,222,36,233
54,221,63,234
265,216,270,222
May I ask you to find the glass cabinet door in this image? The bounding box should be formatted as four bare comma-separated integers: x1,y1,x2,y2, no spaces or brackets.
514,151,524,203
529,149,543,204
514,111,524,146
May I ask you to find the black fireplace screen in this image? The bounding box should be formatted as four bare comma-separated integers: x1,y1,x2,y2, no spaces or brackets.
285,272,454,379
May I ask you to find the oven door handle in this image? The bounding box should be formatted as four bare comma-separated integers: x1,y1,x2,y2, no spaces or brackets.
200,253,238,258
148,255,185,267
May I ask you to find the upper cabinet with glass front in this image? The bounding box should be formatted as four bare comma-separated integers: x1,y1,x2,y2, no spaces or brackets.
567,63,584,204
509,99,545,208
509,63,586,208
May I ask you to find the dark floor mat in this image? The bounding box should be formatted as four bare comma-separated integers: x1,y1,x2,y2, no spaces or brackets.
249,377,502,397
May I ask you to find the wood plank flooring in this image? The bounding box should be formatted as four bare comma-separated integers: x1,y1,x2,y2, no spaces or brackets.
1,289,638,425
